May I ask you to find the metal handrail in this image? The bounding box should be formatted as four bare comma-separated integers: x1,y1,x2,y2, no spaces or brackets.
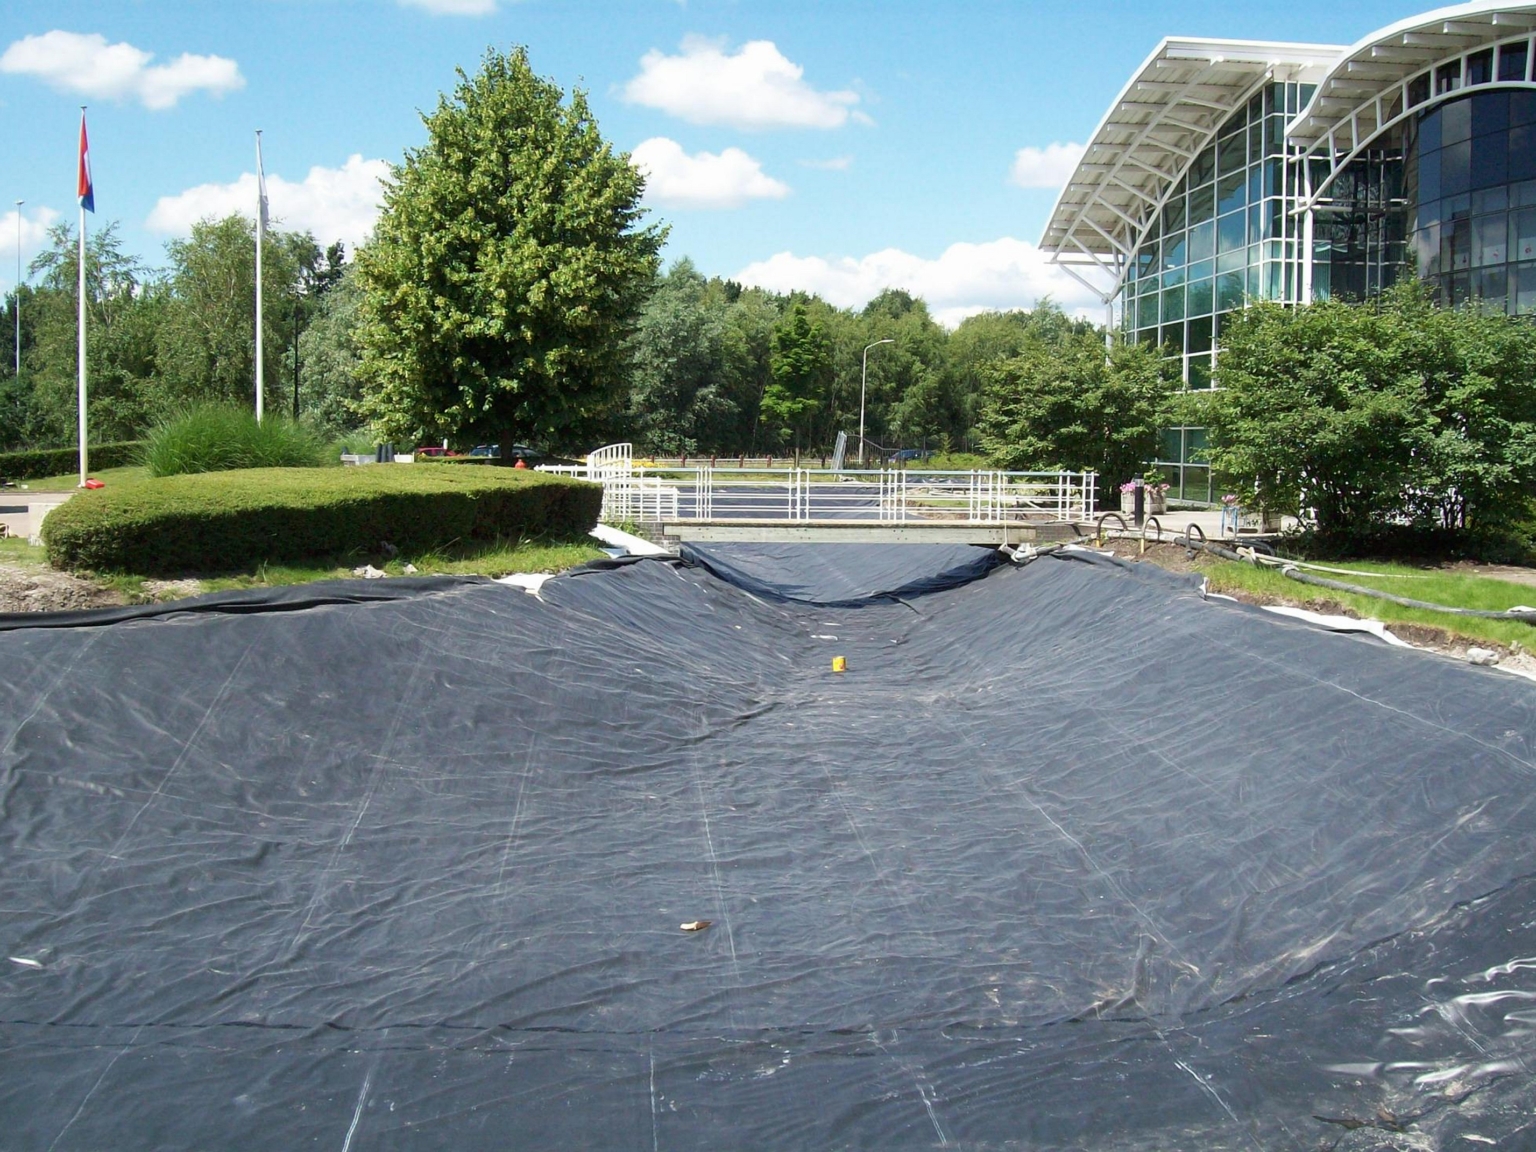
542,454,1099,526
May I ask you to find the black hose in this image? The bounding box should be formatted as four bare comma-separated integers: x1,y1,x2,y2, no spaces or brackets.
1175,538,1536,623
1270,566,1536,621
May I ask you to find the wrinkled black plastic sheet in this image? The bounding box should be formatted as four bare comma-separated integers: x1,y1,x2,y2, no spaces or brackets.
678,541,1006,604
2,547,1535,1150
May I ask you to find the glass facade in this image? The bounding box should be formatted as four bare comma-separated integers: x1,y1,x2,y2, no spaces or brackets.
1122,52,1536,504
1128,83,1315,393
1129,83,1316,503
1407,88,1536,313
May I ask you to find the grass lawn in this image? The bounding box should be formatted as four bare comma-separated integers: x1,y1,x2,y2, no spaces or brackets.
195,537,604,596
16,465,151,491
0,536,47,566
1202,557,1536,650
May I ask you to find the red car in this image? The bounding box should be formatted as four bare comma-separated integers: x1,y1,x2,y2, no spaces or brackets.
415,446,453,457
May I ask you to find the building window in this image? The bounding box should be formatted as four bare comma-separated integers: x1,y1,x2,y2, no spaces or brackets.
1410,89,1536,317
1499,42,1529,83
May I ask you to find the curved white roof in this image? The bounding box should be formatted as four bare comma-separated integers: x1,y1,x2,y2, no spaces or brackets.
1290,1,1536,152
1039,37,1342,297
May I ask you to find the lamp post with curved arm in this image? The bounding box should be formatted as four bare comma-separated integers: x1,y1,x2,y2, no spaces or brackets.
858,339,894,467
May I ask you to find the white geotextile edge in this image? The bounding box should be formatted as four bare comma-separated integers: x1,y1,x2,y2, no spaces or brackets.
495,573,552,598
590,523,673,556
1256,603,1413,647
493,525,672,601
1203,585,1536,684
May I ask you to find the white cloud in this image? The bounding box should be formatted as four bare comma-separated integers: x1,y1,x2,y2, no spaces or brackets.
632,137,789,210
623,36,861,130
146,155,389,250
0,31,243,111
1008,142,1085,190
798,156,852,171
397,0,498,14
734,237,1104,327
0,205,61,292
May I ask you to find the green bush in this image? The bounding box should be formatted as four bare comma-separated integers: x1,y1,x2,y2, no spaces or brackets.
1209,285,1536,544
0,441,144,481
42,465,602,575
142,404,333,477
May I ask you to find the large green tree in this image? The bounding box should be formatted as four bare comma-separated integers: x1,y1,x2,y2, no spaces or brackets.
837,289,951,455
295,263,366,436
356,46,665,455
22,222,164,445
625,260,739,455
978,304,1175,494
941,309,1045,450
155,214,315,413
762,298,831,452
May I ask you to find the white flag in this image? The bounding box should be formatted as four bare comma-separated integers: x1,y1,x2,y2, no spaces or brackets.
256,132,268,232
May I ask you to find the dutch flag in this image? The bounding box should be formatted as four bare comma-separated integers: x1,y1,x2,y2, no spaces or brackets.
77,110,94,213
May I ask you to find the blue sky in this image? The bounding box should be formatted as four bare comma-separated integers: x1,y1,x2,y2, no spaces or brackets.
0,0,1418,323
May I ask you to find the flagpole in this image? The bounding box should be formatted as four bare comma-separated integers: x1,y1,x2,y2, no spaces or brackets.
77,108,88,487
254,129,264,423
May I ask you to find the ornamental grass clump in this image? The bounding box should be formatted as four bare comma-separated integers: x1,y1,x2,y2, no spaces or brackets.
141,404,333,477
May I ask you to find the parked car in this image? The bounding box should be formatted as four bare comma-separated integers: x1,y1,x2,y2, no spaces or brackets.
468,444,547,463
415,446,452,457
889,448,931,463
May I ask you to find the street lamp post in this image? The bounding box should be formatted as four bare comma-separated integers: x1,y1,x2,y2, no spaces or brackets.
858,339,894,467
14,200,21,379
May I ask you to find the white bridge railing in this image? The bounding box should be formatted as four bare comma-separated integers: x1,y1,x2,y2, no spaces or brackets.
542,447,1096,526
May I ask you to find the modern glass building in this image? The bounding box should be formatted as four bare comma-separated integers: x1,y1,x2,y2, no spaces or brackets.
1041,2,1536,503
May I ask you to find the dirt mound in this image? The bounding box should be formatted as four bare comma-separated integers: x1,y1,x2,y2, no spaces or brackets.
0,563,124,613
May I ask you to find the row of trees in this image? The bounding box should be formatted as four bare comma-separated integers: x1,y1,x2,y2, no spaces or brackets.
0,215,1164,478
0,218,351,451
619,263,1171,464
0,46,1174,497
6,44,1533,552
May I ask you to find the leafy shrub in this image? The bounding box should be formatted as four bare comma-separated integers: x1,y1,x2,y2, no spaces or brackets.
977,304,1178,495
142,404,333,477
42,465,602,575
1280,515,1536,567
1209,285,1536,544
0,441,144,481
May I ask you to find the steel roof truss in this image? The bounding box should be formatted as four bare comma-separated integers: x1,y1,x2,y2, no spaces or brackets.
1107,175,1160,206
1084,214,1135,258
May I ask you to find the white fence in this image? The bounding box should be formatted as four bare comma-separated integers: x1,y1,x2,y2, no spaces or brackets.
538,443,681,522
542,448,1096,526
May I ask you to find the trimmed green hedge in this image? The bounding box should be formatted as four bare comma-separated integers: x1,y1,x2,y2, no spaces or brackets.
0,441,145,481
42,465,602,575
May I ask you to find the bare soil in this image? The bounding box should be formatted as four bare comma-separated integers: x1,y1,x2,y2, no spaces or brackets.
0,563,125,614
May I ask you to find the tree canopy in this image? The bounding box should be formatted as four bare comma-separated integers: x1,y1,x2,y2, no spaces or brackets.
355,46,665,455
761,299,832,451
1208,284,1536,542
977,304,1176,489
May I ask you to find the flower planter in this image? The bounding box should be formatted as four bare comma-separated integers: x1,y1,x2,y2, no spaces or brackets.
1120,490,1167,516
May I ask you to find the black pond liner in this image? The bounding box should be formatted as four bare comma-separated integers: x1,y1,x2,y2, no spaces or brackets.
2,546,1534,1150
